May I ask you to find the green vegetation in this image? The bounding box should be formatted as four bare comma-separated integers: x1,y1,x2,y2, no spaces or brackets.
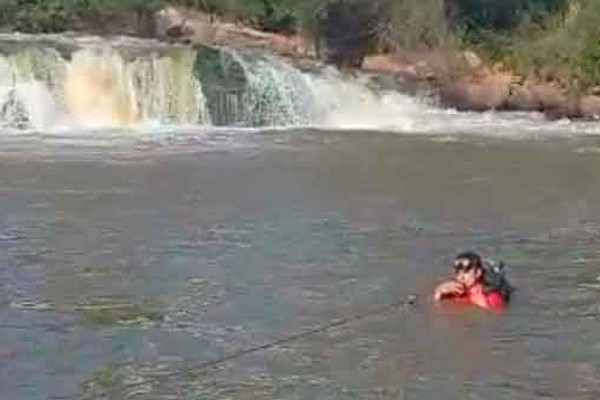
375,0,600,89
2,0,600,88
376,0,450,51
174,0,331,35
0,0,162,32
501,0,600,89
174,0,600,88
0,0,327,34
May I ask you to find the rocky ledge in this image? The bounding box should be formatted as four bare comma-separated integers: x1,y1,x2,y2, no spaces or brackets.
363,53,600,121
72,5,600,121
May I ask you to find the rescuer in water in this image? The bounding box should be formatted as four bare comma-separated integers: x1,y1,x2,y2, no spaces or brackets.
434,251,512,311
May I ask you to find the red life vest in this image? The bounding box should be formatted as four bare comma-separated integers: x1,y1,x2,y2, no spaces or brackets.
444,283,507,311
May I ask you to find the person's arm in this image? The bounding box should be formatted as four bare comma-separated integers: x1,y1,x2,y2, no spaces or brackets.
434,280,466,301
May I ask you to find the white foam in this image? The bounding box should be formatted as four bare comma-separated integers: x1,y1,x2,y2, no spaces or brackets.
1,33,599,142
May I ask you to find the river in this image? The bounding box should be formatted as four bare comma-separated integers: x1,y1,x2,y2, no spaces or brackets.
2,34,600,400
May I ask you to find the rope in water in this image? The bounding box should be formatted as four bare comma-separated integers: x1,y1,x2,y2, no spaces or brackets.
81,295,417,399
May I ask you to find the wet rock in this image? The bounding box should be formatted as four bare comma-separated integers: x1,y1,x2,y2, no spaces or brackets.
269,34,313,57
439,80,473,110
155,7,185,39
439,73,511,111
362,54,401,73
529,83,566,110
155,6,213,43
504,84,537,111
503,82,583,119
578,95,600,120
362,54,419,80
153,6,313,57
517,83,583,119
544,96,580,120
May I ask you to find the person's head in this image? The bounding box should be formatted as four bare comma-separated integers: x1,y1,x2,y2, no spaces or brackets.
453,251,485,288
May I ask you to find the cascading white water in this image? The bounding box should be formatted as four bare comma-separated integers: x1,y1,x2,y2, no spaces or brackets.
0,33,587,137
235,53,316,126
65,47,209,128
0,36,210,130
198,48,422,129
194,48,318,127
196,47,586,136
303,67,422,130
0,47,65,129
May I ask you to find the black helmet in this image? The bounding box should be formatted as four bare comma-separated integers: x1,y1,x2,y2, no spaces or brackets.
453,251,483,272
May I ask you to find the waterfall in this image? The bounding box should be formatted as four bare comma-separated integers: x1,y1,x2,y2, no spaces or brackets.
234,52,315,126
0,36,210,130
0,34,427,131
194,48,316,126
0,47,65,129
194,47,420,129
65,47,208,127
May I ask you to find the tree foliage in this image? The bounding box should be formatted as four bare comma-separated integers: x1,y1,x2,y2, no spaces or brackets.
0,0,162,32
3,0,600,87
448,0,568,31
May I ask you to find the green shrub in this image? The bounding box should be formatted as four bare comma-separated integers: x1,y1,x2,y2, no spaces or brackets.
0,0,162,32
376,0,449,50
450,0,568,32
493,1,600,88
4,0,600,92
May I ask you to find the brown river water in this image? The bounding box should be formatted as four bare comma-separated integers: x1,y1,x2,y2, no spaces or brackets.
2,127,600,399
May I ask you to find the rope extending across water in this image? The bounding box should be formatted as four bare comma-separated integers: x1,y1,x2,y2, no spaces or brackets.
80,295,417,400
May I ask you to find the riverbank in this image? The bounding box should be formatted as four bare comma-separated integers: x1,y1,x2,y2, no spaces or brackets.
3,2,600,121
152,6,600,121
363,53,600,120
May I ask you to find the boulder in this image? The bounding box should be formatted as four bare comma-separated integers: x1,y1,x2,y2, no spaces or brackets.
544,96,580,120
504,84,537,111
578,95,600,120
155,7,187,40
362,54,419,80
269,34,314,57
518,83,584,119
212,23,271,48
154,7,214,43
439,73,511,111
153,6,312,58
502,82,581,118
529,83,565,110
362,54,402,74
